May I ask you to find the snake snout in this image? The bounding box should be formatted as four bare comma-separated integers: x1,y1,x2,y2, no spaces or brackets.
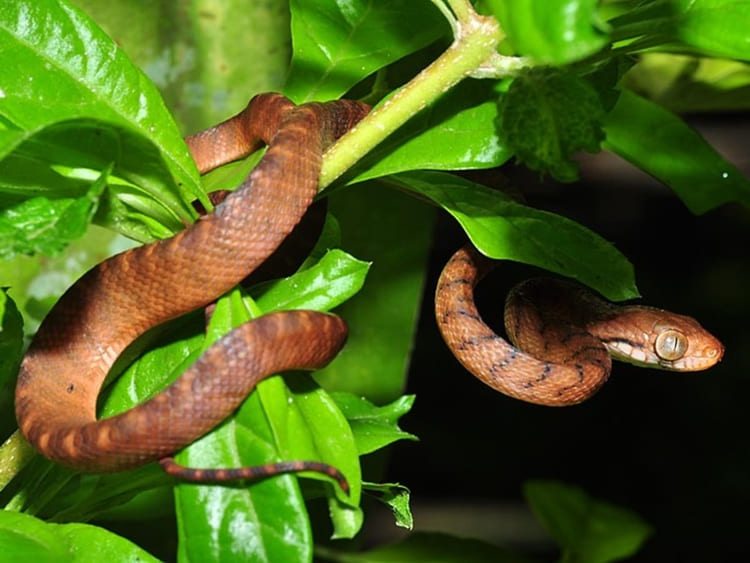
704,340,725,365
690,326,725,370
672,338,724,371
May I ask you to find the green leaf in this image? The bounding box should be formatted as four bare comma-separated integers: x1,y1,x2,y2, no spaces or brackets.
317,531,532,563
174,414,315,563
35,465,168,523
173,290,316,563
668,0,750,60
625,53,750,112
257,377,362,539
0,0,201,230
0,510,159,562
499,68,605,181
362,481,413,530
524,480,652,563
603,90,750,213
348,80,512,184
103,246,370,416
315,184,436,402
99,316,205,418
92,250,368,548
0,290,23,440
612,0,750,61
285,0,448,102
171,245,373,552
390,171,638,301
173,287,362,559
486,0,609,64
330,392,417,456
254,249,370,313
0,123,196,241
0,166,107,259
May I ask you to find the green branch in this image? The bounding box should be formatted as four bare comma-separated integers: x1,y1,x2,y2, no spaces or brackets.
0,432,35,492
319,1,535,188
444,0,472,23
319,8,502,188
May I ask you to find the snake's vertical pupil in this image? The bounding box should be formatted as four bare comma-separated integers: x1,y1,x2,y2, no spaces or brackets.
655,329,688,361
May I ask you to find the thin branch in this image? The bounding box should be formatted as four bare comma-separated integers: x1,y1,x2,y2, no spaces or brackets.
320,11,501,188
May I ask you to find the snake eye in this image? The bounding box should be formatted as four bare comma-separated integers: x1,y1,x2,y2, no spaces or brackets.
655,329,688,361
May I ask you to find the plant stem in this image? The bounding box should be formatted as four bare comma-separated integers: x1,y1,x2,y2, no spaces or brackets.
0,431,35,492
445,0,472,23
319,10,501,188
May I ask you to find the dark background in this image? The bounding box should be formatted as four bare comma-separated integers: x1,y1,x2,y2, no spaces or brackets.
384,115,749,562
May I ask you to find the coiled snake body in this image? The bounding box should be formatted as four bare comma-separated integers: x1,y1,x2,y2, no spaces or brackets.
14,93,724,486
436,246,724,406
15,94,368,487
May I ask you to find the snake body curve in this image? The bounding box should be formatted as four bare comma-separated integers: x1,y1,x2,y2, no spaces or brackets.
15,94,368,475
435,246,724,406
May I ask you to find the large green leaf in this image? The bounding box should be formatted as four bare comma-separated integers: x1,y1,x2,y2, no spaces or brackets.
0,510,159,562
173,288,359,561
0,167,107,260
612,0,750,61
0,0,201,234
254,249,370,312
389,171,638,301
603,90,750,213
175,382,314,563
316,184,436,402
485,0,609,64
285,0,448,102
171,250,371,557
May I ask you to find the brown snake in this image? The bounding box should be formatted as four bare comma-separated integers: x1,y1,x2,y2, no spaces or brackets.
15,94,368,490
436,246,724,406
14,92,724,491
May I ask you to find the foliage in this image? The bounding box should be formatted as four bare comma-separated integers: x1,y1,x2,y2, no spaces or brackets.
524,481,652,563
0,0,747,560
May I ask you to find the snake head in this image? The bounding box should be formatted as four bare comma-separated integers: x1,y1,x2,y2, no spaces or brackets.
595,307,724,371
